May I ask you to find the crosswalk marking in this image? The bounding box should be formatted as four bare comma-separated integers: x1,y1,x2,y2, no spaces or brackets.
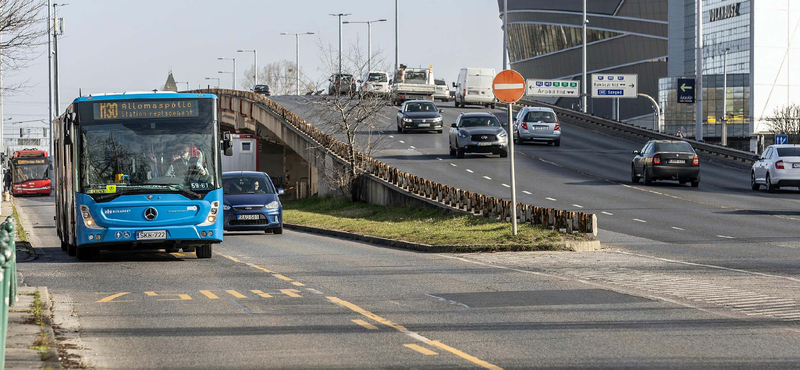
226,290,247,298
250,290,273,298
199,290,219,299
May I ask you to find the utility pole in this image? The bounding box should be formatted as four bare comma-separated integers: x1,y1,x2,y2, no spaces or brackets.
237,49,257,88
395,0,399,75
46,0,54,184
722,48,729,146
53,3,67,115
695,0,704,141
329,13,351,76
581,0,588,113
503,0,508,70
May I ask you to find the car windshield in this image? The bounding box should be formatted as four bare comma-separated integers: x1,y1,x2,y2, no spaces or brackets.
524,111,557,123
368,73,387,82
776,147,800,157
654,142,694,153
404,103,437,112
461,116,501,127
338,75,353,82
79,117,217,195
405,71,427,82
223,176,275,195
12,163,48,184
435,79,446,86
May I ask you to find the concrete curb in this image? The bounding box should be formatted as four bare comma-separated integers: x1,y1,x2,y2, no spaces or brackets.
283,223,601,252
38,286,63,369
5,286,62,370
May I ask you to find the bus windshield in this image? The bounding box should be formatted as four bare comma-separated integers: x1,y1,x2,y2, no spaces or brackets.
13,163,49,183
79,117,218,196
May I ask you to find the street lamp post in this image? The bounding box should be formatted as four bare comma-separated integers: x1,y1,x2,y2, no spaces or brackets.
637,93,662,134
581,0,588,113
218,57,236,90
395,0,398,74
217,71,234,89
343,19,386,72
204,77,220,88
695,0,704,142
281,32,315,95
329,13,352,76
237,49,257,88
721,48,729,147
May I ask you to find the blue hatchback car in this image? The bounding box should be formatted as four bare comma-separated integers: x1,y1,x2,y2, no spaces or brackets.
222,171,284,234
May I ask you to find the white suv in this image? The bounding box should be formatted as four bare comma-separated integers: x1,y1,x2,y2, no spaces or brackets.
751,144,800,192
360,71,390,96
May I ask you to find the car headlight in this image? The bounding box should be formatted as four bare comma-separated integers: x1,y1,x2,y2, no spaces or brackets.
433,117,442,122
498,131,508,138
403,118,412,122
223,204,231,211
265,201,280,209
457,130,468,138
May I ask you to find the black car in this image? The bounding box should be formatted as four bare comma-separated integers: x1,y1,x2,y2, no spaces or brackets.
396,100,444,133
631,140,700,187
254,84,271,96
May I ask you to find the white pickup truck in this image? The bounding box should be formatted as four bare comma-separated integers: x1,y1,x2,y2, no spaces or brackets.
391,65,435,105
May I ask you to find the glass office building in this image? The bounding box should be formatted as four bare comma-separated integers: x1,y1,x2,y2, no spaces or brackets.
499,0,669,126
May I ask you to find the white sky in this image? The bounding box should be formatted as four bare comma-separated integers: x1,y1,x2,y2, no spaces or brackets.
4,0,503,129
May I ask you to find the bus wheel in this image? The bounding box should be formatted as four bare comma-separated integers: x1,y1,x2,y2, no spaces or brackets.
60,240,68,251
196,244,212,259
67,243,77,256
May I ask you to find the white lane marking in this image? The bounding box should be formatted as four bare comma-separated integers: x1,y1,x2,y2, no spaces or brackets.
671,227,685,231
466,169,474,173
545,197,557,201
409,146,416,149
449,163,457,167
522,191,532,195
572,204,584,208
717,235,735,239
633,218,647,223
436,157,443,161
502,183,510,188
538,158,564,168
483,176,492,180
601,211,614,216
424,293,470,308
389,135,394,138
494,83,524,89
305,288,324,295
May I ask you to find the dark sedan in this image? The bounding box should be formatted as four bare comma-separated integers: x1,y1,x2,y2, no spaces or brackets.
396,100,444,133
222,171,284,234
254,85,271,96
631,140,700,187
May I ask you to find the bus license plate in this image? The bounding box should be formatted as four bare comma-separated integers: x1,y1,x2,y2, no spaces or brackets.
136,230,166,240
237,214,260,220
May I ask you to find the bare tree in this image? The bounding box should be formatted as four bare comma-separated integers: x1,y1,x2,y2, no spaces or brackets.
0,0,48,94
311,37,391,198
764,104,800,143
241,60,317,95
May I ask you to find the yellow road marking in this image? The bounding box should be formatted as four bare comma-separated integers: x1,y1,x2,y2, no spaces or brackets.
427,341,502,370
404,344,438,356
291,281,305,287
273,274,293,282
251,290,273,298
199,290,219,299
226,290,247,298
145,291,192,301
170,252,185,257
96,292,131,303
352,319,379,330
280,289,302,298
327,296,502,370
250,265,273,273
156,253,169,257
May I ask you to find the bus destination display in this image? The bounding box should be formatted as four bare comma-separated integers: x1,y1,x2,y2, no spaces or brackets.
15,158,47,165
93,100,199,120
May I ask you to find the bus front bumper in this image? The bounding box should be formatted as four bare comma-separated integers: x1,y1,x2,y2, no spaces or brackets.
77,224,222,248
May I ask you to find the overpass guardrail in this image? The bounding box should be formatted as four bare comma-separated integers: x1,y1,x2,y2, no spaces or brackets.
0,215,17,368
195,89,597,236
517,98,756,163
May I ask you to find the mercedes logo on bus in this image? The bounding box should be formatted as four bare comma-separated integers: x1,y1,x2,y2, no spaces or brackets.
144,207,158,220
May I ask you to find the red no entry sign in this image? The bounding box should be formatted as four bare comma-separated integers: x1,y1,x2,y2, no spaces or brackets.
492,70,525,103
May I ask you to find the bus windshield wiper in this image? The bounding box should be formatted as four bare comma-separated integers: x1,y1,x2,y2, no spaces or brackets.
165,185,202,200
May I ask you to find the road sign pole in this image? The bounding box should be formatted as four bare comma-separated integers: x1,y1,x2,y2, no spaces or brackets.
508,102,517,236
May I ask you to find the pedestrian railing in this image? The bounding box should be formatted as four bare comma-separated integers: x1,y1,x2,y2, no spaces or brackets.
0,215,16,368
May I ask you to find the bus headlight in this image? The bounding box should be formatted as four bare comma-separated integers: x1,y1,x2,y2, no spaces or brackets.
80,205,103,229
198,201,220,226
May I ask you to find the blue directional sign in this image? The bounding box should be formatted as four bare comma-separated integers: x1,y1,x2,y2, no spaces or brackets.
776,134,788,145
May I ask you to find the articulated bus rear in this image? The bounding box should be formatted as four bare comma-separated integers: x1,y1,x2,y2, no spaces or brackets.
11,151,52,195
54,93,224,259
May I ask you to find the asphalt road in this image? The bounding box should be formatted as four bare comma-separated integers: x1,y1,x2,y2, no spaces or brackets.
272,96,800,277
14,195,800,369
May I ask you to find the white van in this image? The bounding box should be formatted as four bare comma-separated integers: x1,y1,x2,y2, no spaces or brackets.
454,68,496,109
360,71,390,96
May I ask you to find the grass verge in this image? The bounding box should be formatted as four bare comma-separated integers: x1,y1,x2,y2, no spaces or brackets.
283,197,587,252
29,289,52,354
12,203,27,242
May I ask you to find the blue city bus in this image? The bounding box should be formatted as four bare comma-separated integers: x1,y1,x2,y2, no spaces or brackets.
54,92,230,259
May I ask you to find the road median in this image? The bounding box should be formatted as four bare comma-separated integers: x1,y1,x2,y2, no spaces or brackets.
283,197,599,252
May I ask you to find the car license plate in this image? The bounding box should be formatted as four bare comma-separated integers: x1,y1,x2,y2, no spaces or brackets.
237,214,260,220
534,126,548,130
793,163,800,168
477,142,492,146
418,123,430,127
669,159,685,164
136,230,166,240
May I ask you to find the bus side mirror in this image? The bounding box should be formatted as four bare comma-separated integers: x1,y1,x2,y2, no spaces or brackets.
63,113,76,145
222,132,233,156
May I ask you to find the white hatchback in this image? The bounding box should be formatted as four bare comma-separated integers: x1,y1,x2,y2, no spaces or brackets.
751,144,800,192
